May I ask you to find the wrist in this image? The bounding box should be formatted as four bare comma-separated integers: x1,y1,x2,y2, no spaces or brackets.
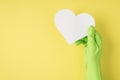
87,58,100,65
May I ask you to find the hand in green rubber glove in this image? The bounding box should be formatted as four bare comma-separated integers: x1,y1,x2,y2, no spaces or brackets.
75,26,102,80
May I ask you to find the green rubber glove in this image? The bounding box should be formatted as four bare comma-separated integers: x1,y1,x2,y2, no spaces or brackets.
75,26,102,80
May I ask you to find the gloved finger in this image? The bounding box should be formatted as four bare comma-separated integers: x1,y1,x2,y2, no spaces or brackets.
95,31,102,48
87,26,96,46
75,36,88,46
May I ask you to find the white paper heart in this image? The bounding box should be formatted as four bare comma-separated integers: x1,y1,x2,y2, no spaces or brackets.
54,9,95,44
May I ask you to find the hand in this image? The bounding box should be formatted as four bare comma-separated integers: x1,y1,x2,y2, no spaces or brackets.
75,26,102,80
75,26,102,62
85,26,102,63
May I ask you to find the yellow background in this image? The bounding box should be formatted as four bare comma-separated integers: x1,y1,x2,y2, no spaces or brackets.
0,0,119,80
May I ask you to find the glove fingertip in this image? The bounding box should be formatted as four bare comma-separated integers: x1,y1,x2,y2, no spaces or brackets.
88,25,96,36
87,26,96,44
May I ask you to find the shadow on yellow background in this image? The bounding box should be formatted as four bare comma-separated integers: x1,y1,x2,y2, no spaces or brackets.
0,0,120,80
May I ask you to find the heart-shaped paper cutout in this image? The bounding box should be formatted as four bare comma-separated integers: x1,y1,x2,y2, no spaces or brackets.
54,9,95,44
